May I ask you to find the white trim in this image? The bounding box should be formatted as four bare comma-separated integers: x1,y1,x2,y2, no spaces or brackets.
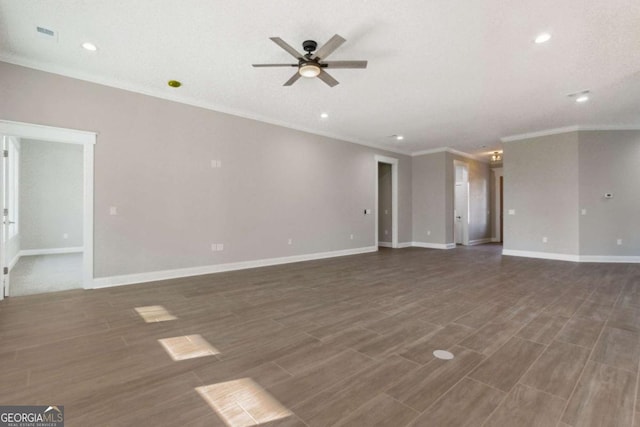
579,255,640,263
491,237,501,243
19,247,83,257
411,242,456,250
411,147,486,162
374,155,399,249
92,246,377,289
493,168,503,242
0,120,96,145
502,249,580,262
500,125,640,143
0,120,95,290
397,242,412,248
468,238,492,246
378,241,392,248
576,125,640,131
0,56,412,156
502,249,640,264
8,252,20,271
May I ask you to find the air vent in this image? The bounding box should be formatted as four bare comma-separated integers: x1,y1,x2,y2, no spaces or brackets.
36,26,58,41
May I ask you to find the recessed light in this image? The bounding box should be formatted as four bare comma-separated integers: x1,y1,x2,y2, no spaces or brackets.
168,80,182,88
320,112,329,119
81,42,97,51
534,33,551,44
396,135,404,141
576,95,589,103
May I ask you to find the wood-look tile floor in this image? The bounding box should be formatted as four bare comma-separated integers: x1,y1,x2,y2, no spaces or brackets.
1,244,639,426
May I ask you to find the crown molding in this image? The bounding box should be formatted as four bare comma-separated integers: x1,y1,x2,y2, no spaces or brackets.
501,125,640,143
0,56,413,157
411,147,486,163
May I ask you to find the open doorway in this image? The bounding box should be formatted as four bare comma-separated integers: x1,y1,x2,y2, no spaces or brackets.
377,163,392,247
453,160,469,245
0,121,95,299
374,155,398,248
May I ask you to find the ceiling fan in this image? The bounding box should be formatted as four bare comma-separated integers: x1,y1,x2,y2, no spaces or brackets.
252,34,368,87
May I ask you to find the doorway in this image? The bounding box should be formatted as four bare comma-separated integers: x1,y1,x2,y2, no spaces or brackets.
377,163,393,247
453,161,469,245
0,120,95,299
374,155,398,248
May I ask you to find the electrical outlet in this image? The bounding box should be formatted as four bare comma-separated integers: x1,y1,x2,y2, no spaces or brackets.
508,209,515,215
109,206,117,215
384,209,388,215
427,230,431,236
384,230,388,235
211,160,222,168
211,243,217,252
350,234,354,240
287,238,292,245
63,233,68,239
364,209,372,215
617,238,622,245
542,236,548,243
581,209,587,215
216,243,224,251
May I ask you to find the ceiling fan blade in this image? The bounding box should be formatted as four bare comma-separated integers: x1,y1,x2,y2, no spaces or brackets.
270,37,304,59
312,34,346,60
317,69,339,87
252,63,298,67
283,72,302,86
323,60,368,69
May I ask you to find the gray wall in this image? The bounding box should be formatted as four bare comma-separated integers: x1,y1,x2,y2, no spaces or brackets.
20,140,83,250
412,151,491,245
377,163,392,243
505,130,640,257
412,152,447,244
578,130,640,256
503,131,579,255
0,61,412,278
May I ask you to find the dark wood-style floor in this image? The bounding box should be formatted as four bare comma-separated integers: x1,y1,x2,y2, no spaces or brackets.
1,244,640,426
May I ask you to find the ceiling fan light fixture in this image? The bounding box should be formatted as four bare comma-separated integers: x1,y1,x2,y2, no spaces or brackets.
299,63,321,78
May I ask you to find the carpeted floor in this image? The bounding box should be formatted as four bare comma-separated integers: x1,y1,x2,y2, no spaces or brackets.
9,253,83,296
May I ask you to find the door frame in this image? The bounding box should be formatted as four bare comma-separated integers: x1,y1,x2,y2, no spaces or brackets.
0,120,96,298
374,155,398,249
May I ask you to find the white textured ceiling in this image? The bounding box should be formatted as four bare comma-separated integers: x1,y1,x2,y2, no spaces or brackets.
1,0,639,157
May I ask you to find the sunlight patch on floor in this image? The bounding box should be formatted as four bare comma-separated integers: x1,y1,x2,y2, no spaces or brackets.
134,305,177,323
158,334,219,361
196,378,292,427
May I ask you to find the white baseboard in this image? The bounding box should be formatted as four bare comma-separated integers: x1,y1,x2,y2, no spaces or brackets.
378,241,392,248
8,253,20,271
502,249,580,262
19,247,84,257
93,246,378,289
468,238,492,246
397,242,412,248
578,255,640,263
491,237,501,243
502,249,640,263
410,242,456,250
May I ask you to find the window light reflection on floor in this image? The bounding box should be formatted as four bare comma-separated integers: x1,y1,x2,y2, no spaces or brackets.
134,305,177,323
158,334,219,361
196,378,292,427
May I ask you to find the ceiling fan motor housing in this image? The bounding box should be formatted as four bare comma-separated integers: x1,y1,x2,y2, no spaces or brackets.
302,40,317,53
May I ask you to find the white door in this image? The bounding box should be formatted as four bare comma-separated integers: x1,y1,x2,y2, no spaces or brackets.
454,182,469,245
1,136,19,298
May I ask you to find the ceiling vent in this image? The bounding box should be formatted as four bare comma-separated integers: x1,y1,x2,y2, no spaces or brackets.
36,26,58,41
